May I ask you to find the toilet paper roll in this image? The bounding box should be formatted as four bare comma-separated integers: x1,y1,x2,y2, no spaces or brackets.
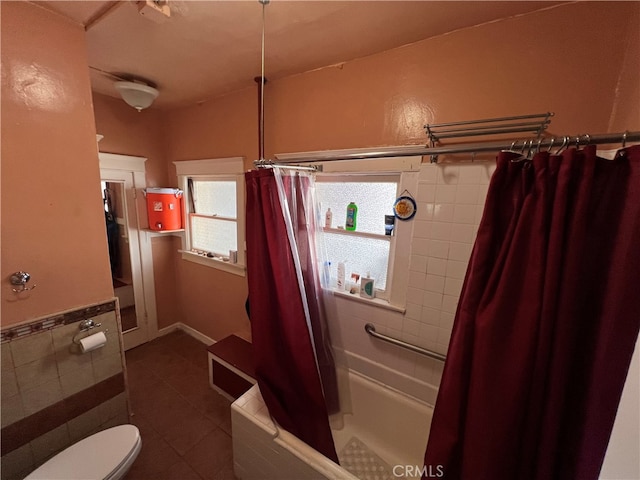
80,331,107,353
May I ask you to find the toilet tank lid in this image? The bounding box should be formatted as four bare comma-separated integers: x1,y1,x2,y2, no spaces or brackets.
24,425,141,480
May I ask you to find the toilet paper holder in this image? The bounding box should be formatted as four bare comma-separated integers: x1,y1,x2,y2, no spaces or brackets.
72,319,108,344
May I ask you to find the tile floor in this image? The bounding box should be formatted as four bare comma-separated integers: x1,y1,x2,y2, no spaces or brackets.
124,330,237,479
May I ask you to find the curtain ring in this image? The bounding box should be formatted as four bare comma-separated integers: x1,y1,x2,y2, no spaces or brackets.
622,131,628,148
527,139,535,158
554,136,568,155
547,137,555,152
575,136,581,150
583,134,590,146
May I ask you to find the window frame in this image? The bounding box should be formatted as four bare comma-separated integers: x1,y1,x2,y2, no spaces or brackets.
174,157,246,276
315,172,399,300
309,155,421,311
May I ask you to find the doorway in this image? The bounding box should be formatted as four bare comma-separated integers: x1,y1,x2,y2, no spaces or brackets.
99,153,158,350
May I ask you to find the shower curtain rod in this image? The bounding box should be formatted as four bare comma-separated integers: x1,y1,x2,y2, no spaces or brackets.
272,131,640,165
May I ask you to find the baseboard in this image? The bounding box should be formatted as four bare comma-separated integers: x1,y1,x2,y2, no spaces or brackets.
158,322,216,346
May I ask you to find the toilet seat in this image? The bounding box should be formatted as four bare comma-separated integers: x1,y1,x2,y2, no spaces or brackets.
25,424,141,480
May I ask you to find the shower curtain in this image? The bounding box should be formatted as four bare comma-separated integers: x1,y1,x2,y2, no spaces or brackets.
245,167,339,463
424,145,640,480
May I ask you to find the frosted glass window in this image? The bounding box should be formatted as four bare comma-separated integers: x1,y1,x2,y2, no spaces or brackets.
323,233,391,290
316,180,397,234
316,175,398,294
190,215,237,255
192,180,236,218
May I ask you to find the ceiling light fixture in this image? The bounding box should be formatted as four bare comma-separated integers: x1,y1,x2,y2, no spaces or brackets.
114,80,159,112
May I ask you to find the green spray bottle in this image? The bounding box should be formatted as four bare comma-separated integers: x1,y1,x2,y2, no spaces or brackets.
345,202,358,231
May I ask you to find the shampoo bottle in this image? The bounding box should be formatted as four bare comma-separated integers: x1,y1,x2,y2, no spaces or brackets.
360,272,375,299
345,202,358,231
325,208,332,228
337,262,346,290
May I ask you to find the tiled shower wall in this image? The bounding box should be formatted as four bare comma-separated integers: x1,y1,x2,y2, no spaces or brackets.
326,162,496,405
0,302,129,480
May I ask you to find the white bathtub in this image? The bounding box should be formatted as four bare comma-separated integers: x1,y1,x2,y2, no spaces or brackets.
231,368,433,479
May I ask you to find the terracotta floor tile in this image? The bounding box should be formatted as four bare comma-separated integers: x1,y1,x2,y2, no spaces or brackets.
124,435,182,479
182,428,233,480
154,460,203,480
161,408,217,456
125,331,242,480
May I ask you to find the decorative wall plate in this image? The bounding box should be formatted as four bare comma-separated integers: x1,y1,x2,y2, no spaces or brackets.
393,195,417,221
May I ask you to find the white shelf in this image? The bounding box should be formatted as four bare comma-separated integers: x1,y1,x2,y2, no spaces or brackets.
322,227,391,241
143,228,185,237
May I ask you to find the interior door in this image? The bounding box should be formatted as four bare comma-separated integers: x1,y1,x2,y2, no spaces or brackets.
100,168,150,350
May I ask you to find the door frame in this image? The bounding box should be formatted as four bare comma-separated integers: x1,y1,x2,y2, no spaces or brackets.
99,152,158,350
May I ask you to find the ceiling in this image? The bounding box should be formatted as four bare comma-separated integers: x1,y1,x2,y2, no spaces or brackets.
35,0,562,109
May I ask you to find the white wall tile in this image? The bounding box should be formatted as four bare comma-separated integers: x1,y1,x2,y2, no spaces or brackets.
421,307,441,326
446,259,468,280
455,184,480,204
433,203,455,223
427,257,447,276
418,323,438,343
415,202,434,221
425,274,445,294
417,184,436,203
431,222,452,241
404,302,422,321
437,166,459,185
411,237,429,256
423,291,443,309
419,166,437,184
408,270,426,290
448,242,472,262
406,287,425,305
413,220,432,239
453,204,477,225
439,312,455,330
409,254,428,273
435,184,457,203
451,223,477,243
458,165,483,185
444,277,463,297
441,295,459,314
477,184,489,203
402,318,422,338
428,240,449,259
437,328,452,347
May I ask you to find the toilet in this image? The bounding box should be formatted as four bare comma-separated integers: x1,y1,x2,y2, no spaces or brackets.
25,424,141,480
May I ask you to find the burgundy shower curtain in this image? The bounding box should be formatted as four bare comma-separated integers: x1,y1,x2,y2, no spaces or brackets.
245,168,338,463
424,145,640,480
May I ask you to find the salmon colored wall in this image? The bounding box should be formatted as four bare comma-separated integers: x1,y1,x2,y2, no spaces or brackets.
608,5,640,132
163,2,639,342
151,236,181,330
93,93,169,187
92,93,182,330
1,2,112,326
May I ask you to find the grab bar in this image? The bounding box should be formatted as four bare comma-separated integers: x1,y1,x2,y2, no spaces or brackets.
364,323,446,362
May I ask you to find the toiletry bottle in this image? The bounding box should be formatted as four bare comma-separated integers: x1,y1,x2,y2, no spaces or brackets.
345,202,358,231
322,261,331,286
325,208,332,228
360,272,375,299
337,261,346,290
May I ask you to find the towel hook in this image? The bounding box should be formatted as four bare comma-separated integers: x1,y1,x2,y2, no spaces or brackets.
10,271,37,293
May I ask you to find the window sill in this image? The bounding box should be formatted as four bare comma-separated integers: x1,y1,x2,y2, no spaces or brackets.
179,250,246,277
328,288,405,313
